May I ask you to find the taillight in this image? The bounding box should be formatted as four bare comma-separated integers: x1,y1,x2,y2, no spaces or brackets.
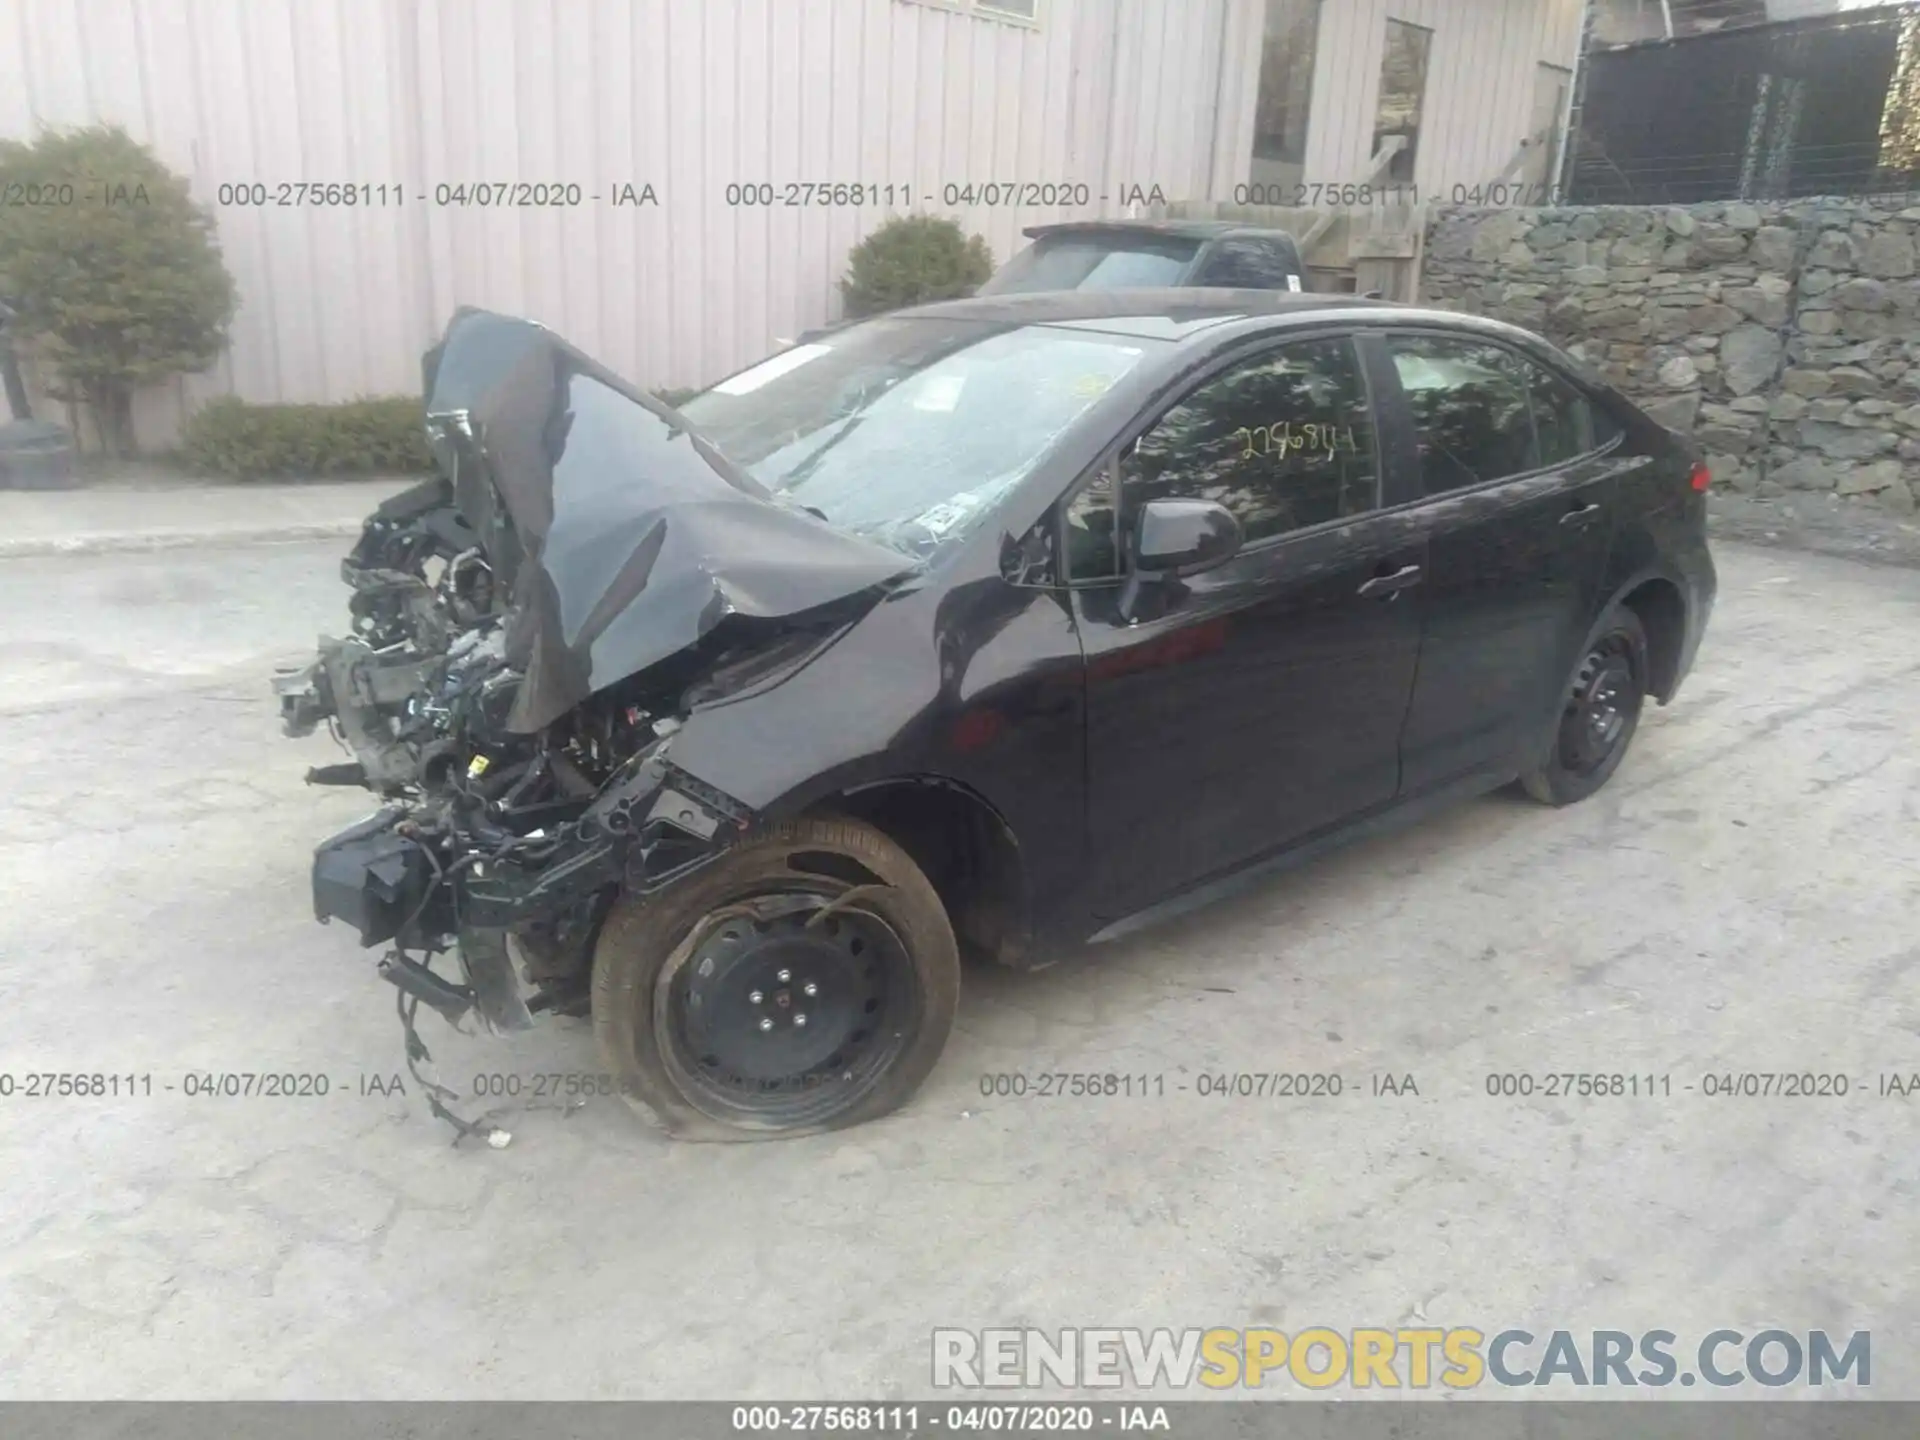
1689,460,1712,492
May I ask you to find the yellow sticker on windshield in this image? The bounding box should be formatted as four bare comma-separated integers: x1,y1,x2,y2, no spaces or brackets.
1071,373,1113,399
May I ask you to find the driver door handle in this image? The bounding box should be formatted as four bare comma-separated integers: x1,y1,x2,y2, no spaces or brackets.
1357,563,1423,599
1560,501,1603,529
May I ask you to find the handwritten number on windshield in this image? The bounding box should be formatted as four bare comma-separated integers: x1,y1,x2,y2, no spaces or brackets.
1231,422,1358,463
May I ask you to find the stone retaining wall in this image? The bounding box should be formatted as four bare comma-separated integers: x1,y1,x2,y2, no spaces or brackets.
1420,198,1920,515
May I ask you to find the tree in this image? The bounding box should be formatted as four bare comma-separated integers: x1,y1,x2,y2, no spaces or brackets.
839,214,994,319
0,125,236,455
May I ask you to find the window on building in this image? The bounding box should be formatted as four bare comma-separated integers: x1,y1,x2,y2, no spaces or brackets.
1525,63,1573,194
1373,20,1433,184
1250,0,1323,192
1590,0,1671,46
1592,0,1770,44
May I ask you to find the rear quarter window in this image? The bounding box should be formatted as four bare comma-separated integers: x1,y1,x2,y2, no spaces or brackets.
1387,332,1624,495
1527,362,1596,466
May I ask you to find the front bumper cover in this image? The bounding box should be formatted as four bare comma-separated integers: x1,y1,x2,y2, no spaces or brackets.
311,807,430,946
309,751,751,1033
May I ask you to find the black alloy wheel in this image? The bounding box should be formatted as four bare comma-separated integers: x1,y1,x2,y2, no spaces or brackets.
591,816,960,1140
1559,636,1638,778
659,894,921,1129
1520,606,1649,807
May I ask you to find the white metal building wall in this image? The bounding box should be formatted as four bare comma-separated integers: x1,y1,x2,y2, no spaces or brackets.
1295,0,1588,199
0,0,1583,442
0,0,1236,441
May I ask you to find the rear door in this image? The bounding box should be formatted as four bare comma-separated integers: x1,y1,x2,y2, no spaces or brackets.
1378,330,1626,794
1066,331,1426,912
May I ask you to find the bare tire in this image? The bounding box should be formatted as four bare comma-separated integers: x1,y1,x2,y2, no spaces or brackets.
1520,606,1649,807
590,815,960,1141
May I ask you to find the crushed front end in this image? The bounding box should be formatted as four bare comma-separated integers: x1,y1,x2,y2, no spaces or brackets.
277,480,756,1137
276,308,907,1140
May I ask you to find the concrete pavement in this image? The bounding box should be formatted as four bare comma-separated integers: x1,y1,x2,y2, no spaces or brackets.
0,476,419,558
0,530,1917,1400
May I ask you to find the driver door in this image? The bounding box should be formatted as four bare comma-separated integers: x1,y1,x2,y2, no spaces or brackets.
1066,333,1427,917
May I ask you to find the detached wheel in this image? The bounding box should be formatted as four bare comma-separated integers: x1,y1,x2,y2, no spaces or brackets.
1520,607,1649,807
591,816,960,1140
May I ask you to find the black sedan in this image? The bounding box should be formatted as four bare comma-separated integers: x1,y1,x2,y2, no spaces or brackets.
788,220,1310,347
282,292,1714,1142
974,219,1310,295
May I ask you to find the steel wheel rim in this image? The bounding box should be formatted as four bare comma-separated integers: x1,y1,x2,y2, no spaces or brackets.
1558,634,1640,777
653,886,922,1129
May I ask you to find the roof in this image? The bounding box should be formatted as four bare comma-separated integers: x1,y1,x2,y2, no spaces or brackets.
891,288,1396,339
1019,218,1299,243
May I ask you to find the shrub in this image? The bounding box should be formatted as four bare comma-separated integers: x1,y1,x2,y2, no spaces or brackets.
839,214,994,319
0,125,236,456
179,395,433,479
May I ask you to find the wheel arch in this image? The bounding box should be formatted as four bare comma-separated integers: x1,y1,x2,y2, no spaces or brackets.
813,773,1035,969
1606,570,1689,703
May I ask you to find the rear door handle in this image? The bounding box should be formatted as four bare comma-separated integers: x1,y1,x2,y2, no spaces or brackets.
1560,502,1602,529
1357,563,1423,599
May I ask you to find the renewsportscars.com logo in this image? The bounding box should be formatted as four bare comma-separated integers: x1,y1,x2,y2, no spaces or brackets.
930,1327,1871,1391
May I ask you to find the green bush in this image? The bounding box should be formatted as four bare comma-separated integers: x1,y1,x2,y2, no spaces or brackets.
839,214,994,319
0,125,236,456
180,395,433,479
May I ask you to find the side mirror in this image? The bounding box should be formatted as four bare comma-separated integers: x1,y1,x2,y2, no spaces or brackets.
1130,498,1242,575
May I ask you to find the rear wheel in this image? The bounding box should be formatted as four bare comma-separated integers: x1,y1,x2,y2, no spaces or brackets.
590,816,960,1140
1520,607,1649,807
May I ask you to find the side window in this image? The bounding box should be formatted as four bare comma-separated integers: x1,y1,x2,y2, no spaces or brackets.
1386,334,1536,494
1065,462,1122,580
1123,336,1378,550
1527,360,1597,466
1192,238,1302,290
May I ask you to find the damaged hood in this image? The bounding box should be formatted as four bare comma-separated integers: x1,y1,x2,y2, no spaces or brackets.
420,308,914,732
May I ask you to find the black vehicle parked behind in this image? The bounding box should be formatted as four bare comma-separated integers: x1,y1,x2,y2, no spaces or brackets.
974,219,1310,296
282,291,1714,1143
790,219,1311,348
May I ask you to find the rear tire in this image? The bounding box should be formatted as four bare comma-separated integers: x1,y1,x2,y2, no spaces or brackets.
590,816,960,1141
1520,606,1649,807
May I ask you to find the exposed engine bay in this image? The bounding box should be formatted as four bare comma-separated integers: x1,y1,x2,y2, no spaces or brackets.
278,473,691,1018
275,308,912,1138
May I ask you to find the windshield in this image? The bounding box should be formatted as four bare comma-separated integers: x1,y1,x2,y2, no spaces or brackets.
977,233,1202,295
678,318,1161,560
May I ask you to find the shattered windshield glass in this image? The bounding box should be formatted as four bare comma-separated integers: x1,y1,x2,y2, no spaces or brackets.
678,318,1162,560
